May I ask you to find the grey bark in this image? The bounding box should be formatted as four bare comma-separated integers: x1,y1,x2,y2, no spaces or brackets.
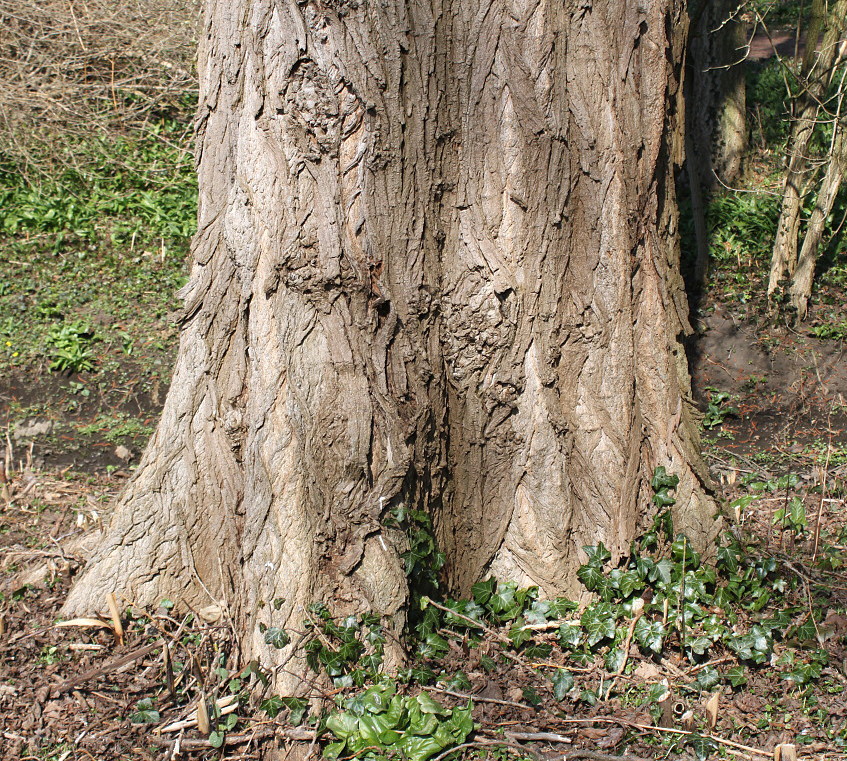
64,0,718,686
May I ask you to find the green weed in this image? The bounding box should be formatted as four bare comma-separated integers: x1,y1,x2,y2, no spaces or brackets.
47,321,96,373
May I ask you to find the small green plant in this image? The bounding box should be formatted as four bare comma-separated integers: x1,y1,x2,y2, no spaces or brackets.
702,388,739,429
810,322,847,340
129,697,160,724
773,496,808,536
323,680,474,761
47,321,96,373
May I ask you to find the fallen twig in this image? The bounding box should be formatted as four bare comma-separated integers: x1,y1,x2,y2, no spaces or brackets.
52,639,163,695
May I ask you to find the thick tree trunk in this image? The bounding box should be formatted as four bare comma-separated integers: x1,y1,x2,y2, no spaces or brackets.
64,0,718,685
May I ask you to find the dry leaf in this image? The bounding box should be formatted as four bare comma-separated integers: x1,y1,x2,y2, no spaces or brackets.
196,692,211,735
704,691,719,729
106,592,124,645
633,662,662,680
55,618,112,630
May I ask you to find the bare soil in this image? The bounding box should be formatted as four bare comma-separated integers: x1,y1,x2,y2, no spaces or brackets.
1,294,847,760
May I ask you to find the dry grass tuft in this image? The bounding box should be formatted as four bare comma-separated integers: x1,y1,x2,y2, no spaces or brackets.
0,0,198,177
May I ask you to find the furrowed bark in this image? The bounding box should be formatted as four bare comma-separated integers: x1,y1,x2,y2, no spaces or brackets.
65,0,718,686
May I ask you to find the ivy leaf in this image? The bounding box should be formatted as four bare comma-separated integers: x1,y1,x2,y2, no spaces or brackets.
209,731,225,748
791,617,818,642
551,668,574,700
260,695,285,718
723,665,748,688
326,711,360,740
651,466,679,492
647,682,670,703
489,582,518,618
651,558,673,587
547,597,579,617
608,568,643,598
558,622,583,649
508,618,533,647
583,542,612,564
522,686,542,706
129,697,160,724
524,600,551,625
418,633,449,658
686,636,713,657
416,692,447,715
687,734,716,761
604,647,626,672
523,642,553,659
576,563,608,595
323,741,346,759
716,545,739,574
652,491,676,507
581,602,617,647
694,666,721,690
264,627,290,649
471,578,497,606
634,617,665,653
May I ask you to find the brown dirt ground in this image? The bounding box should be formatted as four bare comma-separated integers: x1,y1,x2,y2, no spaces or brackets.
1,300,846,760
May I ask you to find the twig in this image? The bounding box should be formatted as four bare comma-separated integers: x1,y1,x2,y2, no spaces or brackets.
425,687,534,711
554,716,769,757
422,598,513,647
52,639,163,695
431,739,543,761
147,726,314,750
502,732,571,743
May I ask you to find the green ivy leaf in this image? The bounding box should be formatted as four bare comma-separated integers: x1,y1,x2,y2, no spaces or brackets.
508,618,533,647
608,568,643,598
260,695,284,718
634,617,665,653
129,697,160,724
723,665,748,688
471,578,497,605
581,602,617,647
264,627,290,649
694,666,721,690
522,686,542,706
651,466,679,492
558,622,583,649
576,563,608,595
323,741,346,759
551,668,574,700
652,558,673,587
523,642,553,659
791,617,818,641
604,646,626,672
209,731,225,748
583,542,612,565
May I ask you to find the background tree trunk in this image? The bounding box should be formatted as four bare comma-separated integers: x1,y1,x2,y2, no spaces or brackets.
64,0,718,685
683,0,747,297
790,114,847,318
768,0,847,302
687,0,747,189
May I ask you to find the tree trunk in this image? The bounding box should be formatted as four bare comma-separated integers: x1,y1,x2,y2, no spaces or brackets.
64,0,718,686
790,117,847,318
768,0,847,301
687,0,747,189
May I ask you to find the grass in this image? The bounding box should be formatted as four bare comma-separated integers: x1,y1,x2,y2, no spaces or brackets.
0,114,194,389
